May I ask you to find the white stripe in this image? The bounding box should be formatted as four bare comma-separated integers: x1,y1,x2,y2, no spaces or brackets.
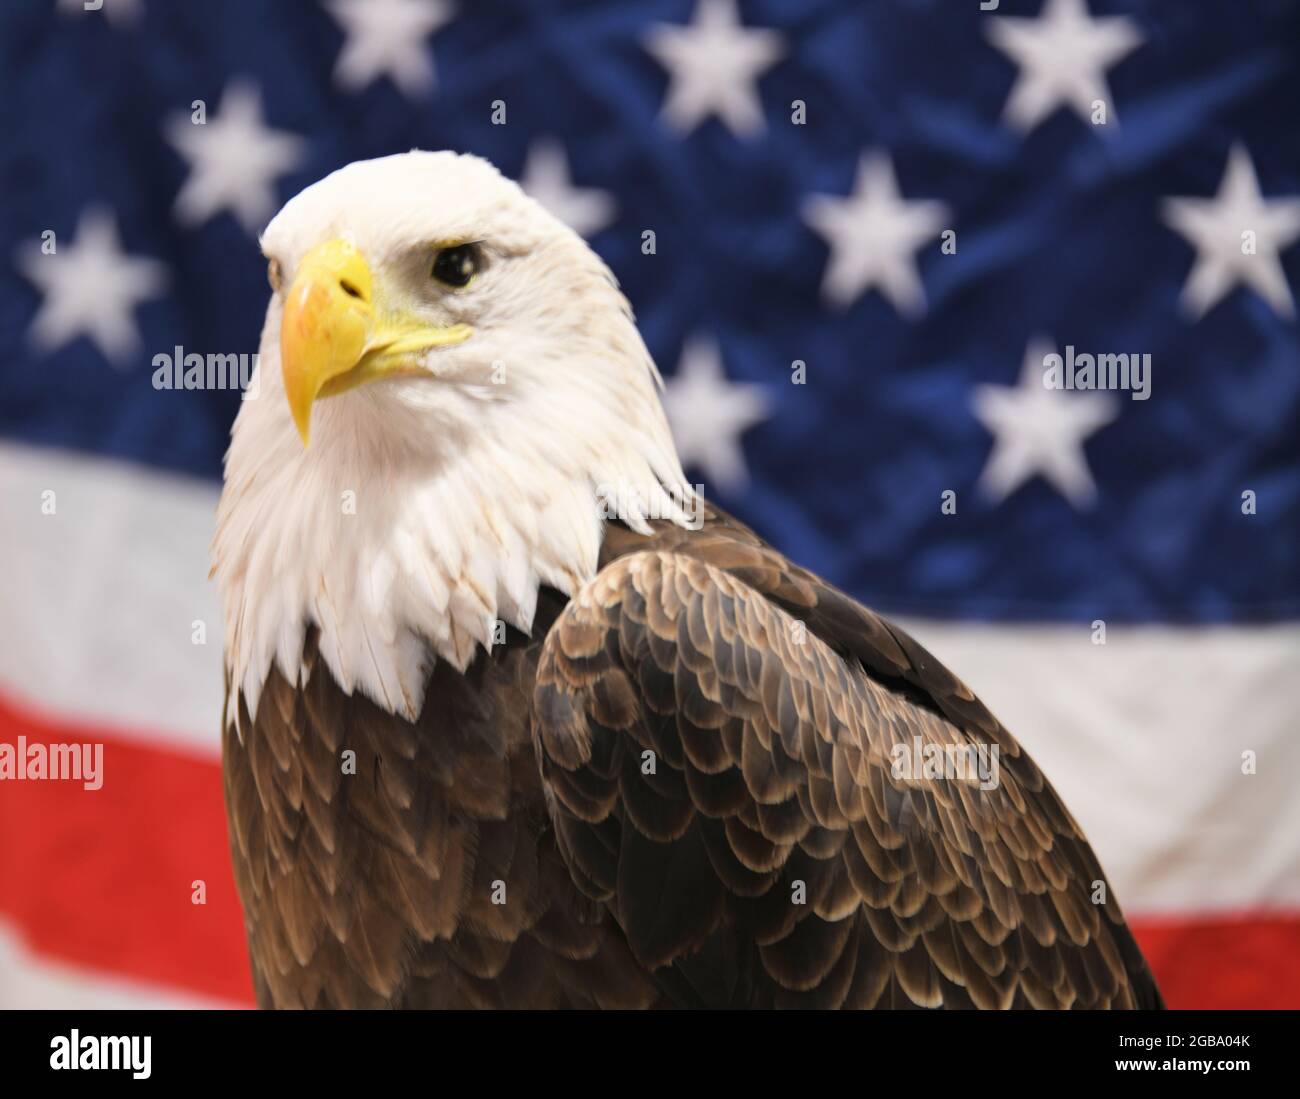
0,920,234,1009
901,617,1300,914
1,441,1296,914
0,441,222,756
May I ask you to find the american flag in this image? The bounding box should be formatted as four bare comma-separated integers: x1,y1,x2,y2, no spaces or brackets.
1,0,1297,1009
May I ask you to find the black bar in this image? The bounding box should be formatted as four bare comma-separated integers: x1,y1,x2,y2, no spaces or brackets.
0,1008,1291,1086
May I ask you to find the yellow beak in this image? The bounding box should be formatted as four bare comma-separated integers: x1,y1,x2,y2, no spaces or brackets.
279,238,473,445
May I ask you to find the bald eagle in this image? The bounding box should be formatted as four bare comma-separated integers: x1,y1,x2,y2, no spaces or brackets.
214,151,1163,1010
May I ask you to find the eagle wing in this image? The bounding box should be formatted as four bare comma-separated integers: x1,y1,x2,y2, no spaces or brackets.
531,522,1163,1009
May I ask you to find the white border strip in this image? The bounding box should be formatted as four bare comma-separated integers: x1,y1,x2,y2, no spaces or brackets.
0,920,236,1010
0,441,223,756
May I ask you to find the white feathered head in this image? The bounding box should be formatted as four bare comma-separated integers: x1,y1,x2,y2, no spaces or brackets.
213,151,694,721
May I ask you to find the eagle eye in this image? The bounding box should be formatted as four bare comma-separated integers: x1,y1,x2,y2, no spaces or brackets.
431,243,480,288
267,258,283,293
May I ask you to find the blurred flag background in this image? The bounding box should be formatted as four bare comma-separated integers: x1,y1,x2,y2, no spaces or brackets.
1,0,1297,1009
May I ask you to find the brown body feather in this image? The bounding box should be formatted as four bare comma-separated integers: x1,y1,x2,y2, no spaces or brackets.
223,506,1163,1009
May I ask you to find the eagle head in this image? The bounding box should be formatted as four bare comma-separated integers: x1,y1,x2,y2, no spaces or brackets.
213,151,694,722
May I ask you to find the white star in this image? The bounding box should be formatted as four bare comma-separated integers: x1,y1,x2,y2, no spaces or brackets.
15,207,166,366
519,139,617,239
985,0,1142,133
1162,144,1300,321
803,151,949,316
972,338,1118,510
643,0,783,139
325,0,454,98
166,81,306,235
661,336,771,493
58,0,142,24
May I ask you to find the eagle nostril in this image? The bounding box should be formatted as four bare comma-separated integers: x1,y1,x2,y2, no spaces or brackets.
339,278,364,300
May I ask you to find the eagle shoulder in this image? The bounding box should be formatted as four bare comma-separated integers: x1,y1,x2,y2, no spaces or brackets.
532,532,1163,1009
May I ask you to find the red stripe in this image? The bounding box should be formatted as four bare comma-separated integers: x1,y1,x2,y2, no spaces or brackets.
0,694,254,1004
2,690,1298,1009
1131,916,1300,1009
